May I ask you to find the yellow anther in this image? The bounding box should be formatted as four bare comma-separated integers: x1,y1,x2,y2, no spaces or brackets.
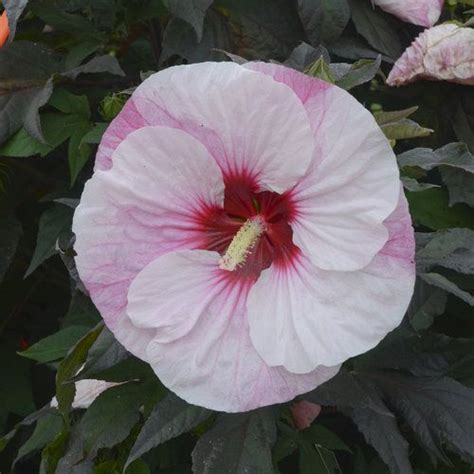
219,216,265,271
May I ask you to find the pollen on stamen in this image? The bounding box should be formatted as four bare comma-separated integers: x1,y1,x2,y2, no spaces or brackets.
219,216,266,271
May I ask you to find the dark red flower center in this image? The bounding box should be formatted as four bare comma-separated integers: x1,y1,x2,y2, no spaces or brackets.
196,173,299,280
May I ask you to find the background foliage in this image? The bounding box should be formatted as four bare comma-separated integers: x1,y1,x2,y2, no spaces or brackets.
1,0,474,473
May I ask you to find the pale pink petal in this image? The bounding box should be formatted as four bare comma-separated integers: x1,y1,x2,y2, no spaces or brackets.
290,401,322,430
247,191,415,373
244,62,331,107
51,379,121,409
142,250,340,412
244,63,400,272
379,184,416,262
373,0,443,27
73,126,224,359
132,62,314,193
127,251,225,341
387,24,474,86
292,86,399,271
95,99,147,171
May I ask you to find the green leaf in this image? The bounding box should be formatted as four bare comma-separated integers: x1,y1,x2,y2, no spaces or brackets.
49,89,91,118
40,429,70,474
352,447,370,474
0,343,35,420
0,406,53,453
401,177,439,193
348,0,401,60
408,278,447,331
417,229,474,275
19,326,90,363
75,327,129,380
305,368,393,416
125,460,152,474
192,409,276,474
0,41,123,145
1,112,92,158
299,443,338,474
453,92,474,153
285,42,330,71
218,0,304,59
350,407,413,474
55,323,103,419
354,328,474,378
58,238,88,294
79,382,147,455
127,394,211,468
25,203,73,277
302,424,352,453
377,373,474,464
273,432,298,466
81,122,108,145
374,106,418,126
0,80,54,146
419,273,474,306
297,0,350,45
161,12,232,64
381,119,433,141
3,0,29,40
99,94,127,121
63,54,125,80
0,41,62,82
30,2,98,36
335,55,381,90
64,41,101,70
14,413,63,466
440,167,474,207
307,57,336,83
398,143,474,174
406,188,474,231
0,41,62,144
62,291,101,329
330,35,386,61
3,90,94,172
68,122,93,185
0,212,22,282
163,0,214,41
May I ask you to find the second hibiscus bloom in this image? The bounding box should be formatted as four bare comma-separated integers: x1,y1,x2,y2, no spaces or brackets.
388,23,474,86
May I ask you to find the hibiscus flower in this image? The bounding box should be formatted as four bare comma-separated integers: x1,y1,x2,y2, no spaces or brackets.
73,62,415,412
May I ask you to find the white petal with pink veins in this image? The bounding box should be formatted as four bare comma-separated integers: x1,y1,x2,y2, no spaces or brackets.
373,0,443,27
247,191,415,373
245,63,400,272
95,99,148,171
127,250,225,341
387,24,474,86
73,126,224,358
139,250,340,412
290,85,400,272
132,62,315,193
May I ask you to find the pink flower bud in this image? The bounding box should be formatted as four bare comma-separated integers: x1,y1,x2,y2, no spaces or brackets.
290,401,322,431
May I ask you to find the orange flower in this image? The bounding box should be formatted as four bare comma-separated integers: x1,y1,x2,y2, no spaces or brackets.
0,10,10,48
